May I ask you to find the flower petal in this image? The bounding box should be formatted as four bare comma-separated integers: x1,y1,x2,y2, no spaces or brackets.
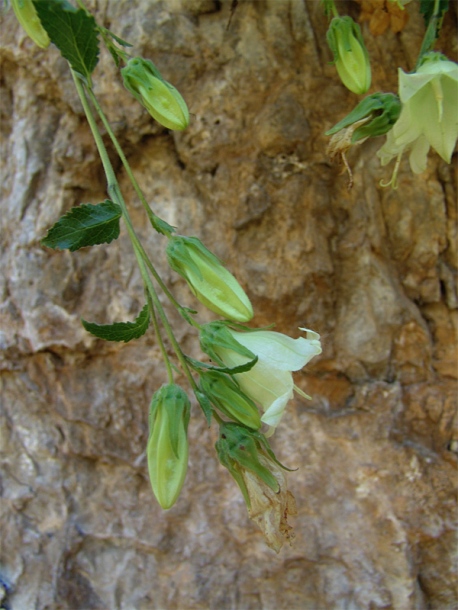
408,134,430,174
231,329,321,372
235,361,294,414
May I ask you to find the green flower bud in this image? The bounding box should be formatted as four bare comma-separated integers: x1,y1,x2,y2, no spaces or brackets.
199,371,261,429
12,0,50,49
121,57,189,131
327,16,371,95
326,93,402,142
166,236,253,322
147,384,190,509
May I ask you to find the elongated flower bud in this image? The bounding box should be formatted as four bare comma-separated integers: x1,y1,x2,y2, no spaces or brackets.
200,371,261,429
327,16,371,95
147,384,190,509
166,236,253,322
12,0,50,49
121,57,189,130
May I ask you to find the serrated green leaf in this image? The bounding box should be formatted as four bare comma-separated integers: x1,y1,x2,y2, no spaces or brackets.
81,304,150,343
41,200,122,251
33,0,99,81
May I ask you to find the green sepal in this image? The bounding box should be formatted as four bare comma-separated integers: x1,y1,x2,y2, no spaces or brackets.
195,390,213,426
33,0,99,83
215,423,281,506
41,200,122,251
97,26,132,68
81,304,150,343
199,321,256,367
186,355,258,376
148,385,190,459
325,93,401,142
167,236,221,283
151,215,176,236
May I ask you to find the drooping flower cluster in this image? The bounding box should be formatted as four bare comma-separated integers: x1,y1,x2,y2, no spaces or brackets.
377,54,458,185
12,0,323,552
324,3,456,188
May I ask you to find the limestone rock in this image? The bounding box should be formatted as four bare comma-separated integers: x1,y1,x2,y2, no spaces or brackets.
0,1,456,609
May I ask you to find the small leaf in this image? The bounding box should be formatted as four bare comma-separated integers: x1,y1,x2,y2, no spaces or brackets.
82,304,150,343
33,0,99,81
42,201,122,251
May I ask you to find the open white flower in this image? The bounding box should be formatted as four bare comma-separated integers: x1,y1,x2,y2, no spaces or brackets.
214,328,322,433
378,56,458,185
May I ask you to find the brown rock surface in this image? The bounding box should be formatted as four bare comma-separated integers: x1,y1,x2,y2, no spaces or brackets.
0,1,457,609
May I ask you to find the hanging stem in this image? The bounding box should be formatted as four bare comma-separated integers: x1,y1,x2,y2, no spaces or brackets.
72,70,196,385
86,87,170,235
85,86,198,327
416,0,444,67
144,288,174,384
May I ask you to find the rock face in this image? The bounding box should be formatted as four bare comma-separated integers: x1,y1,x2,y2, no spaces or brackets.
0,1,457,609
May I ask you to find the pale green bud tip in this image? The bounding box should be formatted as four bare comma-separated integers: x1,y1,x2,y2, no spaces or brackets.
327,16,371,95
121,57,189,131
166,236,253,322
12,0,50,49
147,384,190,510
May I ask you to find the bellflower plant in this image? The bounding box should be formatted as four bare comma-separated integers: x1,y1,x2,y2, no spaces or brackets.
378,54,458,185
15,0,325,550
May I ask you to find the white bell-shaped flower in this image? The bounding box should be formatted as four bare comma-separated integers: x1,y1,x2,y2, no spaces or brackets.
378,55,458,184
215,328,322,433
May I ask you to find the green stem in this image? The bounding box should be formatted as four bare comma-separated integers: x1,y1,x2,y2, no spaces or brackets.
144,286,174,384
85,86,195,322
72,70,195,386
323,0,339,19
86,88,171,235
416,0,444,67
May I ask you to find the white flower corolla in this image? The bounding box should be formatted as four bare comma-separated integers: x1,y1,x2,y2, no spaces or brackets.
378,57,458,185
214,328,322,433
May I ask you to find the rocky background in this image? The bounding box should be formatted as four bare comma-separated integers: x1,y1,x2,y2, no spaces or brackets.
0,1,457,608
